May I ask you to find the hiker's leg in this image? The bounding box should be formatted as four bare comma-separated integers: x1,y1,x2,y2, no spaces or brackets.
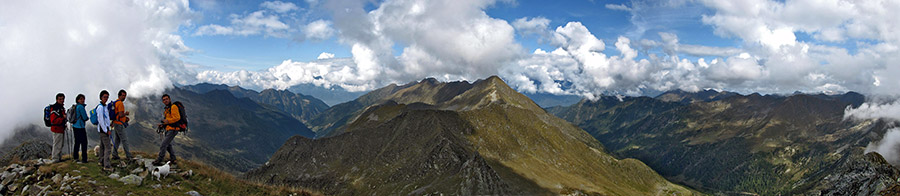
72,128,81,160
156,130,176,162
52,132,63,161
111,124,122,159
99,133,111,168
119,125,132,159
75,128,88,162
167,131,178,161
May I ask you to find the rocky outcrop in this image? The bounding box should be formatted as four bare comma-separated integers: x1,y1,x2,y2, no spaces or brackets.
0,140,50,166
810,152,900,195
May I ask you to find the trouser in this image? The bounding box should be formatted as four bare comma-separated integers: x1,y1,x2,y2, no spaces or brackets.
72,127,88,162
156,130,178,162
112,123,132,159
51,132,64,161
99,132,112,168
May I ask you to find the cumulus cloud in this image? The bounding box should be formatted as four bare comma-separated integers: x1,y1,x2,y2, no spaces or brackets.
512,17,551,38
194,2,294,38
0,0,192,140
261,1,299,13
199,0,523,92
303,19,335,41
317,52,335,60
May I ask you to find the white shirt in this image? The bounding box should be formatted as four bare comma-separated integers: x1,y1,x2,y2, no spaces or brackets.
96,103,111,133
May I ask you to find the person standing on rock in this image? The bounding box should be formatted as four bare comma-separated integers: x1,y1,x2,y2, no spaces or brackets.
110,89,133,161
71,94,90,163
154,94,180,166
96,90,114,171
48,93,67,163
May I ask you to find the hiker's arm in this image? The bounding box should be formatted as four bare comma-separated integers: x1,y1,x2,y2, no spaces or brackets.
78,106,88,121
164,105,180,124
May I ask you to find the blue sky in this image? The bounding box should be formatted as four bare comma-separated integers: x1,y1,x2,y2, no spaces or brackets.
181,0,736,72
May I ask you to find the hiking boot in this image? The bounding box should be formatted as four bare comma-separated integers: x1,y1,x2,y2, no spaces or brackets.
168,160,178,165
111,156,120,160
152,160,164,166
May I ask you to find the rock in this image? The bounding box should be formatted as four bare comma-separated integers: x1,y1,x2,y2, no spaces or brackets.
35,158,53,166
0,171,16,183
186,190,203,196
0,140,51,166
109,173,120,180
118,174,143,185
1,171,17,185
60,185,72,191
88,180,96,184
812,152,900,195
72,169,81,173
20,166,34,176
152,184,162,189
131,168,144,174
52,173,62,184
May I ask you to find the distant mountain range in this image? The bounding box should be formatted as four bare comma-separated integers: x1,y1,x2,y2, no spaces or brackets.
182,83,329,123
245,76,697,195
548,89,885,194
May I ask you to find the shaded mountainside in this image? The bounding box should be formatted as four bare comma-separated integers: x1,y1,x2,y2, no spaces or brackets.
125,88,315,173
550,90,885,194
183,83,329,123
248,76,698,195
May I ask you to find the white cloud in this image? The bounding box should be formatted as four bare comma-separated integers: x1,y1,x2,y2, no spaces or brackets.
194,2,294,38
303,20,335,41
605,4,631,11
261,1,299,13
512,17,550,37
0,0,192,140
317,52,335,59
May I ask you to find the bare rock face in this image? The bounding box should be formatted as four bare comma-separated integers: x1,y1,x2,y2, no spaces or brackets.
0,140,51,166
810,152,900,195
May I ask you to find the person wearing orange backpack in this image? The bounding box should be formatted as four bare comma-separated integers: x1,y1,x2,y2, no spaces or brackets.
154,94,180,166
110,89,133,161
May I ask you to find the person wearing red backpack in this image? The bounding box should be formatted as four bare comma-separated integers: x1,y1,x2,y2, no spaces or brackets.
154,94,180,166
48,93,67,163
110,89,133,161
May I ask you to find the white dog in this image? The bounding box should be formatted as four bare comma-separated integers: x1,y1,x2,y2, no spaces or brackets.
93,145,100,157
152,161,171,181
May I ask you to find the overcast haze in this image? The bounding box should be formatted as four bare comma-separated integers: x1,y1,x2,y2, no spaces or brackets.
3,0,900,143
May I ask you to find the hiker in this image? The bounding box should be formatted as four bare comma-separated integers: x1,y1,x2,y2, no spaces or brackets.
48,93,67,163
154,94,180,166
71,94,90,163
96,90,113,171
110,89,133,161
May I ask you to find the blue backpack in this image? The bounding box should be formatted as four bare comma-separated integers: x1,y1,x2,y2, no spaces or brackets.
43,104,54,127
107,100,118,123
90,104,100,125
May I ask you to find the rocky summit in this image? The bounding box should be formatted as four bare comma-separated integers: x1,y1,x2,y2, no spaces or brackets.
246,76,699,195
0,141,310,196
